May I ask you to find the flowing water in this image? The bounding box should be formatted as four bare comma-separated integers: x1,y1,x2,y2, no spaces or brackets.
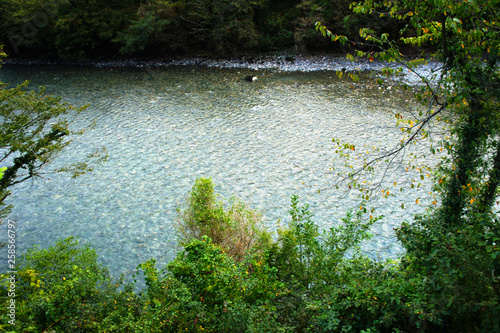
0,64,440,277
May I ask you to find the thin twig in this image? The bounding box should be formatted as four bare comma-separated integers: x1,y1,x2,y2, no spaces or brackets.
336,103,447,186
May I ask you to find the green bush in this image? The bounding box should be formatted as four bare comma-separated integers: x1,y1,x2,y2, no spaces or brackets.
176,177,271,262
3,178,499,332
134,236,285,332
396,210,500,332
265,195,379,331
0,237,139,332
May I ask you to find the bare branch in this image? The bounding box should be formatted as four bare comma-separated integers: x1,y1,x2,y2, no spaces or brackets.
335,103,447,188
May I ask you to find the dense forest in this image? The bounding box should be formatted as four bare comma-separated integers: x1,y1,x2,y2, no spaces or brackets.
1,0,405,59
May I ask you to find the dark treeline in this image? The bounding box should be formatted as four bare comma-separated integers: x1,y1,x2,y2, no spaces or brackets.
0,0,404,59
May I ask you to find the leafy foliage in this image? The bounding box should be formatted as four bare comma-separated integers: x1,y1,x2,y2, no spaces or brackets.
135,236,284,332
0,0,376,57
265,195,378,331
0,0,137,58
316,0,500,331
0,237,139,332
0,79,106,219
2,183,498,331
176,177,271,262
112,0,183,55
0,44,107,219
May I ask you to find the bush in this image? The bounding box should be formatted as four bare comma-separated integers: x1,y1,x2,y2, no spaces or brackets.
135,236,285,332
396,210,500,332
176,178,271,262
4,178,499,332
0,237,140,332
265,195,379,331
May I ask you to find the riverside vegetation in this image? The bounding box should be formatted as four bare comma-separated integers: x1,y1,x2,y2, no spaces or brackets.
1,0,500,331
0,177,498,332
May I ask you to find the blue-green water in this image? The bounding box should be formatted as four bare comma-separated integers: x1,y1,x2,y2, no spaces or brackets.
0,64,438,277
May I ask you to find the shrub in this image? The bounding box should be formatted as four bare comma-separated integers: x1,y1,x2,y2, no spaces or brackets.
176,178,271,262
0,237,139,332
396,210,500,332
265,195,379,331
135,236,285,332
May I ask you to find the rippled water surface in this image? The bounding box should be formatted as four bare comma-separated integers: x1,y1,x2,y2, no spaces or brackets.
0,65,438,277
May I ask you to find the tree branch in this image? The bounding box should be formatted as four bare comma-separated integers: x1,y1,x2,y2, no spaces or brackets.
336,103,447,187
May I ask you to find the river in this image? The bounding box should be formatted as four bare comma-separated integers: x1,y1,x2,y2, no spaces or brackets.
0,61,441,277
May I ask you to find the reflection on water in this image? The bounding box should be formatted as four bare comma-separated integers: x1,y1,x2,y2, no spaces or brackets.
0,65,438,277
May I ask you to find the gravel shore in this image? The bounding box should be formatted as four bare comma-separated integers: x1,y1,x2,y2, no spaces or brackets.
4,54,443,86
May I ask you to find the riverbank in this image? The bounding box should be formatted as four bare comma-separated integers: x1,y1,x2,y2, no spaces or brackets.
3,53,442,86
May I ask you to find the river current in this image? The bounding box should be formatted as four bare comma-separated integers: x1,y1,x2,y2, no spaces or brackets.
0,62,441,277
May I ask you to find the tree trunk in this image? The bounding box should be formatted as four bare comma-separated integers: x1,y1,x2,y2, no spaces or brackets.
478,140,500,213
440,99,484,225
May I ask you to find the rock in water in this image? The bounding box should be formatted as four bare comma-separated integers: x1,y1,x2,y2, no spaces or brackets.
244,75,258,82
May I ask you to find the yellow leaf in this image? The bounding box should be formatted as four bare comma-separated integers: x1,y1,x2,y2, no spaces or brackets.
416,198,420,204
470,198,475,204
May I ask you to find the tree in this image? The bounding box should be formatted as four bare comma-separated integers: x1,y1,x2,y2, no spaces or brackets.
317,0,500,329
0,45,106,219
317,0,499,208
0,0,138,58
183,0,265,55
